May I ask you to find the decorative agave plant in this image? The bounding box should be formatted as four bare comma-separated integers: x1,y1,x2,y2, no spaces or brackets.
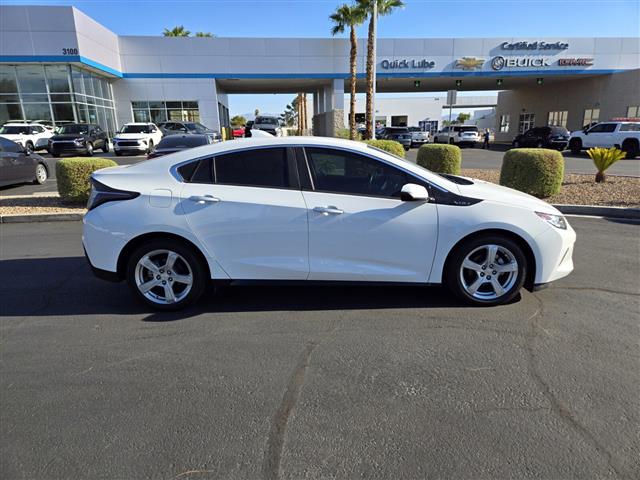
586,147,627,183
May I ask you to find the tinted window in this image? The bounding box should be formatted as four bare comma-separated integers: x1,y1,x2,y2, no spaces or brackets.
58,124,90,134
620,123,640,132
0,125,30,135
215,148,289,188
190,157,214,184
158,135,208,148
589,123,617,133
306,147,407,198
0,136,23,152
122,124,150,134
254,116,278,125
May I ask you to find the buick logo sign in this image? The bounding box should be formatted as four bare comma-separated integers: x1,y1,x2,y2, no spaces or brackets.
491,56,505,70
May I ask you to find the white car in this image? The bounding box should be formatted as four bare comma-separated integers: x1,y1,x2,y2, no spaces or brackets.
83,137,575,310
434,125,480,147
0,122,52,152
569,121,640,159
113,122,163,156
252,116,283,137
408,127,430,147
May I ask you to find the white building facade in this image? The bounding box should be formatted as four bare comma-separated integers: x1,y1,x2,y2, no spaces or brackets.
1,5,639,138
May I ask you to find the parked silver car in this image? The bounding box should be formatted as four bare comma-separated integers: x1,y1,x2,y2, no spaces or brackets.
408,127,430,147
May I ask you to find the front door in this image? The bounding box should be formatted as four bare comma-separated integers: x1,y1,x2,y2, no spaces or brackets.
180,147,309,279
583,123,617,148
302,147,439,283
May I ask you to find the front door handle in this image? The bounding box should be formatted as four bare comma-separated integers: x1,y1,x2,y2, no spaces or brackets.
313,206,344,215
189,195,220,204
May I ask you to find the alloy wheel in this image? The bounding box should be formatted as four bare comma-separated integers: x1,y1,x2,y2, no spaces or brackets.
134,249,193,305
35,164,47,183
459,244,518,300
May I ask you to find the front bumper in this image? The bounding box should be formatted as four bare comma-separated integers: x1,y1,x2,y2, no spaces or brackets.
549,140,568,150
533,220,576,284
114,143,147,152
49,143,89,154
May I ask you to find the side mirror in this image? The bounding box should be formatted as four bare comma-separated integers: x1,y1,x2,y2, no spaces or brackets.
400,183,431,202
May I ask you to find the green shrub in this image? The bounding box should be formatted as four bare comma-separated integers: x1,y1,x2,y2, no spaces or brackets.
499,148,564,198
335,128,362,141
56,157,118,202
363,139,405,158
416,144,461,174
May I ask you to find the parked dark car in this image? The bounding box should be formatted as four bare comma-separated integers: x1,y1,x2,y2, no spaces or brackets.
147,134,213,159
244,120,254,138
512,126,570,151
157,121,220,143
379,127,412,150
48,123,109,157
0,136,48,187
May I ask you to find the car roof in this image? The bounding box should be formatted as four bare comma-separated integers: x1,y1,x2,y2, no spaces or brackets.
124,122,154,125
2,122,34,126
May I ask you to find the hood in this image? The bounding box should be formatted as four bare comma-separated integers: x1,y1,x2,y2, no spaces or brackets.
52,134,87,141
456,177,560,214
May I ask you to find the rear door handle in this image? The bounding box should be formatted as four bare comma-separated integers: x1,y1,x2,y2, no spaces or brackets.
189,195,220,204
313,206,343,215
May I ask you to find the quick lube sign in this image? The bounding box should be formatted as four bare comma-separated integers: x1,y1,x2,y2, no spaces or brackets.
381,59,435,70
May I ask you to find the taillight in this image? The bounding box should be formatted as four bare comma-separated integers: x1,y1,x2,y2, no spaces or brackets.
87,178,139,211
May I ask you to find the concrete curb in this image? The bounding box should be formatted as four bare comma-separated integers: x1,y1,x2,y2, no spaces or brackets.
2,205,639,223
0,213,84,224
553,204,640,219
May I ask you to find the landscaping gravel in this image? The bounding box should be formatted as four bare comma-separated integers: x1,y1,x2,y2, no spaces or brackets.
0,194,86,216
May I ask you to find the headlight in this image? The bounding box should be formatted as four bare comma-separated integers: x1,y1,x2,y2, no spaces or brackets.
535,211,567,230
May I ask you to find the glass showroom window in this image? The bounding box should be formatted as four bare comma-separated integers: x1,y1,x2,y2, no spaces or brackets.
627,106,639,118
0,65,23,124
548,111,568,128
518,113,535,134
499,114,510,133
582,108,600,128
131,101,200,123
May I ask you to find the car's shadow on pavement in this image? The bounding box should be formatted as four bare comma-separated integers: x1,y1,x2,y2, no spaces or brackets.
2,256,499,322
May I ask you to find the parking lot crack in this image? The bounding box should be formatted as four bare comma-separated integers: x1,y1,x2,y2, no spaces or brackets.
262,340,319,480
553,286,639,297
525,293,629,479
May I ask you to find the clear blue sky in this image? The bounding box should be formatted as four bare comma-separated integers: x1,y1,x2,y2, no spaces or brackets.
6,0,639,116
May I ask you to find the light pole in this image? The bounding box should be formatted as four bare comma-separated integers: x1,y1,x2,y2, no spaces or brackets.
370,0,377,139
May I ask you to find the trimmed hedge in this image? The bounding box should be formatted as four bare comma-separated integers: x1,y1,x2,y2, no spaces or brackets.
335,128,363,141
56,157,118,202
499,148,564,198
363,139,405,158
416,144,461,174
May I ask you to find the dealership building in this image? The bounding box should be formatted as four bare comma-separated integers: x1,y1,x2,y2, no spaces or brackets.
1,5,639,140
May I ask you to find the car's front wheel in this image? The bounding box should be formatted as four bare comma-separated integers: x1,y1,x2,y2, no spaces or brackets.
85,142,94,156
446,235,527,306
33,163,48,184
569,138,582,155
126,240,207,310
102,141,110,153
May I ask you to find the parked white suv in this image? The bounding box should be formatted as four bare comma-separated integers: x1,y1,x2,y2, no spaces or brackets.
433,125,480,147
252,116,283,137
0,122,52,152
113,123,163,156
569,121,640,159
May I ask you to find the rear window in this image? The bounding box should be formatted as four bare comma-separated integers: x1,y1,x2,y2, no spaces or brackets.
620,123,640,132
178,157,213,184
455,126,478,132
158,135,208,148
254,116,279,125
215,148,289,188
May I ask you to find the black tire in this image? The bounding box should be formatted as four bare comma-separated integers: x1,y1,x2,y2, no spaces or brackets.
51,152,60,158
33,163,48,185
85,142,94,156
569,138,582,155
621,140,638,159
102,141,110,153
126,239,207,311
25,141,34,153
536,140,543,148
114,150,122,156
147,140,154,154
445,234,527,306
449,138,455,145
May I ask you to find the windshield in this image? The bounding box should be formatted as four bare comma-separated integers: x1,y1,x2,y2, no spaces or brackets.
255,116,278,125
185,123,209,133
386,128,409,133
0,125,30,134
122,125,151,134
57,124,90,135
158,135,208,148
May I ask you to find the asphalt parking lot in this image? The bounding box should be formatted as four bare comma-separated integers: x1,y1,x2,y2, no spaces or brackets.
1,217,638,479
1,145,638,197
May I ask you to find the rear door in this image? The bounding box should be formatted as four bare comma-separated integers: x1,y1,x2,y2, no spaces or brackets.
180,147,309,280
301,146,438,282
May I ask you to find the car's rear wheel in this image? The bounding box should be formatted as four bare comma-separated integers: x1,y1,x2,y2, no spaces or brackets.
446,235,527,306
25,141,34,153
536,140,543,148
126,240,207,310
147,140,154,154
102,141,110,153
569,138,582,155
33,163,48,184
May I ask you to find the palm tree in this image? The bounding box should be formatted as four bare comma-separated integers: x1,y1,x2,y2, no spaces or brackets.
163,26,191,37
357,0,404,139
195,32,214,37
330,3,366,140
